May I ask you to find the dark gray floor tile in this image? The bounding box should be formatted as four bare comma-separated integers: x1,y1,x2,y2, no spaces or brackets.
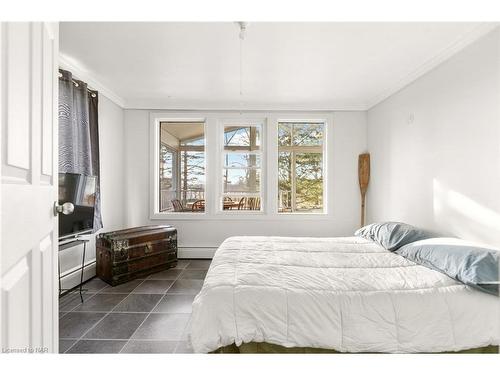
100,279,143,294
59,312,106,339
121,340,177,354
186,260,211,270
147,269,183,280
132,313,190,340
113,294,163,313
83,313,147,340
175,341,194,353
181,317,192,341
131,280,174,294
72,293,126,312
176,260,190,269
153,294,195,313
167,279,203,294
82,278,109,292
59,292,94,312
67,339,127,354
59,339,76,353
180,269,207,280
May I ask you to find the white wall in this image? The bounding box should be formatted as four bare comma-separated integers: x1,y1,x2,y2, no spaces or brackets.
124,110,367,257
98,96,126,232
366,29,500,248
60,95,125,288
59,28,500,270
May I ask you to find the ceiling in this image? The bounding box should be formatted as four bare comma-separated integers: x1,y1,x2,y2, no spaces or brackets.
59,22,496,110
160,122,204,141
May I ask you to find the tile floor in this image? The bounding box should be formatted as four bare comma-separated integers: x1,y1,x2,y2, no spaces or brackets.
59,259,211,354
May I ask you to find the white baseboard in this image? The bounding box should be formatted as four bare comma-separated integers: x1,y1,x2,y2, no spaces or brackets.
60,261,97,291
178,247,216,259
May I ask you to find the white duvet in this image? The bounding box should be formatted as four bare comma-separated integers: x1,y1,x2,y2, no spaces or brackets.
190,236,500,353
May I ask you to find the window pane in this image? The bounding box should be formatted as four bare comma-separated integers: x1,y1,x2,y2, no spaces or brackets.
221,123,263,213
278,123,292,146
224,153,260,168
159,144,176,212
278,152,292,212
159,122,205,212
295,153,323,212
278,121,325,214
223,168,260,193
293,123,323,146
180,137,205,146
221,196,261,211
224,126,260,150
160,145,174,189
180,151,205,205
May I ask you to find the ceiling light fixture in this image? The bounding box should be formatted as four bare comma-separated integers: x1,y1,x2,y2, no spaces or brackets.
238,21,248,40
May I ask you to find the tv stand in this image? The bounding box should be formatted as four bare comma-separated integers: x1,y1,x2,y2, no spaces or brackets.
58,238,90,303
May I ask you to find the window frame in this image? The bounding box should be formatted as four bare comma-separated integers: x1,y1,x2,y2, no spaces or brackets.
276,118,328,215
216,118,266,215
276,119,328,216
150,114,208,219
150,112,331,221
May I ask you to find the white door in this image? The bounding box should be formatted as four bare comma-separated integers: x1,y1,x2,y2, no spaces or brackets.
1,22,59,353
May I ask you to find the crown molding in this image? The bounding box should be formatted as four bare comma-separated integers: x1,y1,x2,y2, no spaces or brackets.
59,54,126,108
366,23,500,110
124,98,367,112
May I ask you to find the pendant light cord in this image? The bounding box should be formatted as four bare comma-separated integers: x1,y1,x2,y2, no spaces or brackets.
238,22,247,114
240,35,243,98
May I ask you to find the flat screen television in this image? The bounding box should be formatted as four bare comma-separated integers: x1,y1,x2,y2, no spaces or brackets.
58,173,97,239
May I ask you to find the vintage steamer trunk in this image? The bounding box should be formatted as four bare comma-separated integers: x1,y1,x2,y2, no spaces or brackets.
97,225,177,286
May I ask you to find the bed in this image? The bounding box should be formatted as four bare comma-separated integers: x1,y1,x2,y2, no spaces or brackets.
190,236,500,353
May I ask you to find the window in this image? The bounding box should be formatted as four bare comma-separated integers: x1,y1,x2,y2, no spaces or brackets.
278,122,324,213
159,122,205,213
221,124,263,211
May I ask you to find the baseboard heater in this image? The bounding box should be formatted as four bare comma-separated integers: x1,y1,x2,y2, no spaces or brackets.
177,246,216,259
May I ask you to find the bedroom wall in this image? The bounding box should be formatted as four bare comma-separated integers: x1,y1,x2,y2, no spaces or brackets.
366,28,500,248
59,95,125,288
123,110,367,257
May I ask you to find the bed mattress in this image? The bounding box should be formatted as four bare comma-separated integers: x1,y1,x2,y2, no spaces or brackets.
190,236,500,353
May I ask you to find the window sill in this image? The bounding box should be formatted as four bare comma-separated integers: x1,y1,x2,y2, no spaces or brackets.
149,212,331,221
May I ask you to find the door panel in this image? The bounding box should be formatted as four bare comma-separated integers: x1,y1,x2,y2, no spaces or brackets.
5,23,31,172
1,22,59,353
1,258,31,350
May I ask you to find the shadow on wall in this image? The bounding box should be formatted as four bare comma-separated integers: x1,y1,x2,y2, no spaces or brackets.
433,179,500,248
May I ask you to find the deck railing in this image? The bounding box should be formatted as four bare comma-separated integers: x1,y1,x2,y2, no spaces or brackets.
160,190,205,211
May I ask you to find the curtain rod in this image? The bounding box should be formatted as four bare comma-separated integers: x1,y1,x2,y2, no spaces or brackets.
58,72,97,97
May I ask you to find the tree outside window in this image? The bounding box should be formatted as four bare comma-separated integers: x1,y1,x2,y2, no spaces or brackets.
278,122,324,213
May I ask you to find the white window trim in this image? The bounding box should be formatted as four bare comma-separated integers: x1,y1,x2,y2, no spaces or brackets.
149,111,334,221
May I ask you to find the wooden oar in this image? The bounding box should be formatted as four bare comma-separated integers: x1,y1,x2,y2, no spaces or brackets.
358,153,370,227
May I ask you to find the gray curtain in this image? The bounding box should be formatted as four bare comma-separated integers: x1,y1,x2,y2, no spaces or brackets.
59,69,103,231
